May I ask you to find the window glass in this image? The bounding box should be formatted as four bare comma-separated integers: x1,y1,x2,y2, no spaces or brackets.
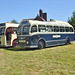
18,26,23,32
70,27,73,32
18,24,30,35
2,27,5,34
54,26,59,32
60,26,64,32
21,21,28,24
65,27,70,32
46,25,53,32
0,27,5,35
23,25,30,35
17,26,23,35
38,25,46,32
31,25,37,33
0,23,5,26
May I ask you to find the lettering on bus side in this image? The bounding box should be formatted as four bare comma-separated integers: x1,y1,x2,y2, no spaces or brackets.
53,35,61,38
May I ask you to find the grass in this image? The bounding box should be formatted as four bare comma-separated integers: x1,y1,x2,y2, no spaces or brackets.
0,42,75,75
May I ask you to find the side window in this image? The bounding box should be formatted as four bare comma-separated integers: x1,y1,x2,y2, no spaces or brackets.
18,26,23,32
70,27,73,32
54,26,59,32
0,27,5,35
46,25,53,32
2,27,5,34
31,25,37,33
38,25,46,32
65,27,69,32
60,26,64,32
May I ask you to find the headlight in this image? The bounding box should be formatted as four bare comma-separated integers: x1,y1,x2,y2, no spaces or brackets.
26,41,29,44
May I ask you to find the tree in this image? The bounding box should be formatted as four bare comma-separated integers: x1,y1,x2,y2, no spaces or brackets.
68,11,75,30
11,19,18,24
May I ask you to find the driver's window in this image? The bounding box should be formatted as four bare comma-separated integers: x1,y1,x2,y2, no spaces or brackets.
31,25,37,33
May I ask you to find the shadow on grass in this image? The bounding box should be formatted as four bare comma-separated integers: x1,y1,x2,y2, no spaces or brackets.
0,43,73,51
0,46,38,51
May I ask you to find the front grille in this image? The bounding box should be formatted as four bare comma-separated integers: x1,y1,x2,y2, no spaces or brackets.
17,36,30,46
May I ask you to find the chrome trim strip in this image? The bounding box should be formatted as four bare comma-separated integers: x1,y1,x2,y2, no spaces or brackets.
46,43,65,47
46,39,66,42
25,45,38,48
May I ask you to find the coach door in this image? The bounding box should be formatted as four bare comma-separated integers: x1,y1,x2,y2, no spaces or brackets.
6,27,11,45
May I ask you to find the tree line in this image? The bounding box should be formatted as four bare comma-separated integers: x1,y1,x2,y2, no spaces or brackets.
68,11,75,30
11,19,19,24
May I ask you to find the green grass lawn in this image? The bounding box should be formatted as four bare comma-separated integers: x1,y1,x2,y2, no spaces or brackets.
0,42,75,75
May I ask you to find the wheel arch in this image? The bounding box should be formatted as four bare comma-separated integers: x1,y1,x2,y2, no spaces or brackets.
12,38,17,46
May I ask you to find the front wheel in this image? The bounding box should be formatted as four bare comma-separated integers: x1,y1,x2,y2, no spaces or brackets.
38,41,44,49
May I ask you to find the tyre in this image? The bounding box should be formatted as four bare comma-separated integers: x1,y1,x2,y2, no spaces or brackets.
65,38,71,45
38,40,44,49
13,40,17,47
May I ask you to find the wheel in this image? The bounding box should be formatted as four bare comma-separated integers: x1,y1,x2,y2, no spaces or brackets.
65,38,70,45
38,40,44,49
13,40,17,47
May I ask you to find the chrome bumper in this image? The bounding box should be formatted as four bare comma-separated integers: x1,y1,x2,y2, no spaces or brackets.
17,45,38,48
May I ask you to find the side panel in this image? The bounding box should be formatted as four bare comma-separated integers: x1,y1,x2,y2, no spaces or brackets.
0,35,5,46
11,34,17,46
17,33,74,48
30,33,74,47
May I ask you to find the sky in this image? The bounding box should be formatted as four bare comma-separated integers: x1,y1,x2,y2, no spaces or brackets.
0,0,75,23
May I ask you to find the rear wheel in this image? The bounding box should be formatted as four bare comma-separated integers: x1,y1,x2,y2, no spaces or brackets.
65,38,71,45
38,40,44,49
13,40,17,47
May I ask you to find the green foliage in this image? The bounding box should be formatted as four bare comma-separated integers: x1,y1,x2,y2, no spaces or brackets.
11,19,18,24
68,11,75,29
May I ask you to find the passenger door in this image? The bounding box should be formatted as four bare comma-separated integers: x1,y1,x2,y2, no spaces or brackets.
6,27,11,45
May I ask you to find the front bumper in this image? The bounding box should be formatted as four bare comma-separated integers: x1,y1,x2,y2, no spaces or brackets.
17,44,38,48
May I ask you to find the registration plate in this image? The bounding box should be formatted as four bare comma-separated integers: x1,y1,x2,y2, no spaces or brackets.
19,40,26,42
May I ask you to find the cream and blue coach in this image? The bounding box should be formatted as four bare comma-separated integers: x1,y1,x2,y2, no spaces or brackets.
17,20,74,49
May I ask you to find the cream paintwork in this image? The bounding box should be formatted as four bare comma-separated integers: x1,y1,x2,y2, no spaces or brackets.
0,22,19,46
11,34,17,46
5,23,19,46
28,20,73,27
0,35,5,45
5,22,19,28
5,36,6,46
4,34,17,46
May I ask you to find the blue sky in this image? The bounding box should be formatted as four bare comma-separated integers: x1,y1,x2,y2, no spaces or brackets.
0,0,75,23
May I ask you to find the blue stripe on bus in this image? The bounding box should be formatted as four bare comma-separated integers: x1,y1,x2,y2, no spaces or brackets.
30,34,74,46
